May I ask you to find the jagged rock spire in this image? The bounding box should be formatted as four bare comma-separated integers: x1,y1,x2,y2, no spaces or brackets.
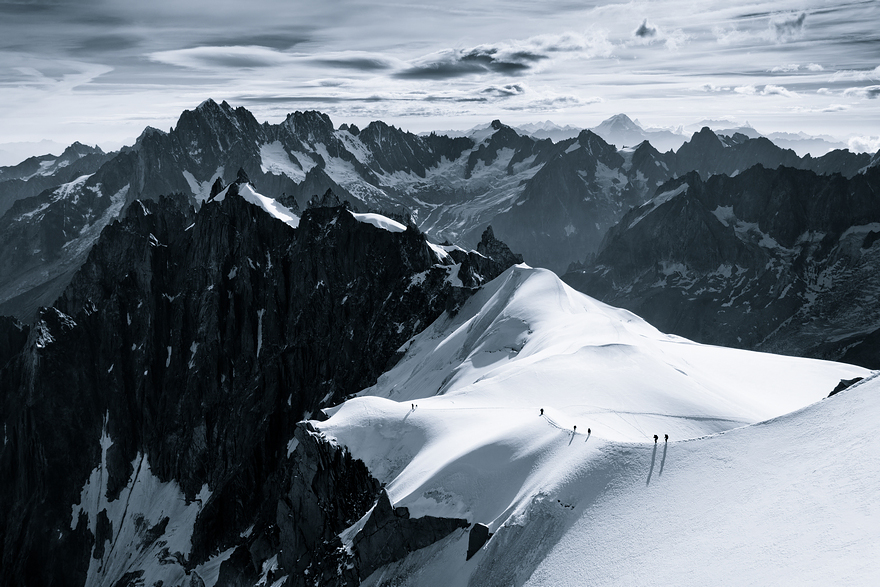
477,225,523,267
307,188,343,209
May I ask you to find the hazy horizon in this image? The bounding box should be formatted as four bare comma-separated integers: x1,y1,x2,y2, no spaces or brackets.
1,0,878,160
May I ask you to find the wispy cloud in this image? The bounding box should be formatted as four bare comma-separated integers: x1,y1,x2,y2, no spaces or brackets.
630,18,687,50
733,84,798,97
501,93,602,111
713,26,755,46
307,52,399,72
793,104,849,113
481,84,527,98
762,84,798,98
395,48,541,79
698,83,730,92
395,31,614,80
843,85,880,99
830,66,880,82
149,46,292,70
770,12,806,43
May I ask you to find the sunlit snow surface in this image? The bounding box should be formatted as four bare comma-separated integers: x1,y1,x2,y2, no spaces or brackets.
212,182,299,228
349,211,407,233
317,265,876,586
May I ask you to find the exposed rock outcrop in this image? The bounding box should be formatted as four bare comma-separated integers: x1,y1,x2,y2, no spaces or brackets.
0,185,522,587
353,490,469,579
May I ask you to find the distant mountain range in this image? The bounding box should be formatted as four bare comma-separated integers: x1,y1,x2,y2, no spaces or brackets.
563,164,880,367
466,114,851,156
0,101,875,324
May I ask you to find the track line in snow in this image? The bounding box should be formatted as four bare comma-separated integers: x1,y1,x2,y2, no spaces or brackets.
404,402,749,443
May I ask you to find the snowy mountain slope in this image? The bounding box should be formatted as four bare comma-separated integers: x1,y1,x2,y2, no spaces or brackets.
0,142,111,217
0,152,134,320
353,374,880,587
324,265,866,442
513,121,582,143
314,266,875,586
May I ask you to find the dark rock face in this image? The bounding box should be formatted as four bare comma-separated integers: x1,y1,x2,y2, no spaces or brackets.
272,424,470,587
0,188,521,587
491,131,661,273
0,315,27,367
564,165,880,367
307,187,344,209
439,226,524,290
828,377,864,397
352,490,469,579
466,523,491,560
276,422,380,587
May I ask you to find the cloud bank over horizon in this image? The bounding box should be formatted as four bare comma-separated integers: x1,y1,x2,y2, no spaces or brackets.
0,0,878,153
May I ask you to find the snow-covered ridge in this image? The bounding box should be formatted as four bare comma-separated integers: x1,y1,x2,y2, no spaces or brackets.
212,182,300,229
349,211,407,233
315,266,874,585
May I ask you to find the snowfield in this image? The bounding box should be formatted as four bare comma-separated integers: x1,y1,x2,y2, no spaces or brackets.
350,211,407,233
316,265,877,586
212,181,299,228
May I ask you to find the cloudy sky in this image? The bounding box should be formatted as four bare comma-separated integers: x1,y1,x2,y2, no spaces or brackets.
1,0,879,155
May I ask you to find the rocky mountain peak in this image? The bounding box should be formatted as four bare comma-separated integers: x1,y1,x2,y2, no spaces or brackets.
281,110,335,142
234,167,250,185
134,126,167,147
60,142,103,160
631,139,662,160
209,177,224,199
176,98,261,147
692,126,723,144
477,225,524,267
307,187,344,209
195,97,220,112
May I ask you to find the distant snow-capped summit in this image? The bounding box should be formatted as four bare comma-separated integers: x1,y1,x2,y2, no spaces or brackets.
590,114,686,152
